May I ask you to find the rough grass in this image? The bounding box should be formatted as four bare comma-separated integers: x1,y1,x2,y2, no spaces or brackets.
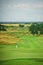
0,32,20,44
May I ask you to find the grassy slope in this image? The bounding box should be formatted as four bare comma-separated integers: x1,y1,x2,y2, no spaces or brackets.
0,26,43,65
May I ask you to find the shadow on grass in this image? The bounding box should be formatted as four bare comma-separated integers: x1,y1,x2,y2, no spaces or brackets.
0,58,43,65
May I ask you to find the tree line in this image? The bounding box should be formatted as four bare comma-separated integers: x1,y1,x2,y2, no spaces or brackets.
0,23,43,35
29,23,43,35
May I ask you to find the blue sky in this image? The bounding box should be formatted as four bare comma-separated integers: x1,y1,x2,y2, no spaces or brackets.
0,0,43,22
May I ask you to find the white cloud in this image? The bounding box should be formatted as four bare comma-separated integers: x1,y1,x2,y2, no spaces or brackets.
0,0,43,22
1,2,43,9
13,3,43,9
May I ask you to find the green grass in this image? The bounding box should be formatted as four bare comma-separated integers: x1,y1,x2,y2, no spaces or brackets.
0,58,43,65
0,47,43,60
0,31,43,65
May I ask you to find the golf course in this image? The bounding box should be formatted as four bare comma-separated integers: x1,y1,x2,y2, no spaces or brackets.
0,23,43,65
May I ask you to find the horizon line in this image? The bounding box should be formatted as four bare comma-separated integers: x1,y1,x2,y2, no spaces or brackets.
0,21,43,24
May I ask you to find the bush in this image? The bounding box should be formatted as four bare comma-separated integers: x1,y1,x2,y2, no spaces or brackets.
19,24,24,28
0,24,6,31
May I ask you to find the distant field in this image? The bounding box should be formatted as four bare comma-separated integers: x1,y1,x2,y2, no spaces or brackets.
0,24,43,65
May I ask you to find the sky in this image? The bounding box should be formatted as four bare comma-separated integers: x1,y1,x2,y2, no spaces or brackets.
0,0,43,22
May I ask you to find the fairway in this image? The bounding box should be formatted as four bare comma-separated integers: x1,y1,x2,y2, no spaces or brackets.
0,25,43,65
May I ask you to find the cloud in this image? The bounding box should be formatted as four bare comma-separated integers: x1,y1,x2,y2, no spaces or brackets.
14,3,43,8
0,0,43,22
1,1,43,9
7,3,43,10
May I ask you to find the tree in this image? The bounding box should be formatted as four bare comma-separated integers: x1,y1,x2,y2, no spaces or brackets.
29,23,43,35
29,24,36,35
19,24,24,28
39,23,43,34
0,24,6,31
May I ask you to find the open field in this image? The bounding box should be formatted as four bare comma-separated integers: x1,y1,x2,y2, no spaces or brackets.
0,24,43,65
